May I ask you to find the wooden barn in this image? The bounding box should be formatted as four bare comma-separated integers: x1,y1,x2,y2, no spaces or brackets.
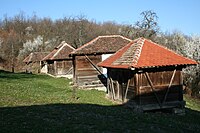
98,37,198,111
23,52,49,73
70,35,132,89
43,41,75,77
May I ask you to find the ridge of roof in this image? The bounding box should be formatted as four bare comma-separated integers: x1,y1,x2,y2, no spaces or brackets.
112,38,144,66
98,35,132,42
71,36,100,54
53,42,75,58
71,35,132,55
43,41,75,61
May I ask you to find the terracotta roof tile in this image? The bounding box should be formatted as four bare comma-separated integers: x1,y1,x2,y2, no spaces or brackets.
23,52,49,63
98,38,198,69
71,35,132,55
43,41,75,61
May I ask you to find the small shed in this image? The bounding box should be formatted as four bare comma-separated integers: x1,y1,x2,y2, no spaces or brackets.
98,37,198,111
43,41,75,77
70,35,132,89
23,52,49,73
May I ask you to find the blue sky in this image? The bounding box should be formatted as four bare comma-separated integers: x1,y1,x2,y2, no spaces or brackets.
1,0,200,35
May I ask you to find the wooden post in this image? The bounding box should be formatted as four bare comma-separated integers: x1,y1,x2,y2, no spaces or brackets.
54,61,57,75
72,55,78,99
106,69,110,96
124,79,131,102
179,70,184,101
135,73,139,102
107,76,110,97
72,56,77,84
122,83,124,102
116,81,120,99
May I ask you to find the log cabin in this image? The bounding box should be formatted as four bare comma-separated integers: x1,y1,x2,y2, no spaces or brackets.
70,35,132,89
23,52,49,73
43,41,75,77
98,37,198,112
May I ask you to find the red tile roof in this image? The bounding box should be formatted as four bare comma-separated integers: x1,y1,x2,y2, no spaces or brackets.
98,38,198,69
43,41,75,61
23,52,49,63
70,35,132,55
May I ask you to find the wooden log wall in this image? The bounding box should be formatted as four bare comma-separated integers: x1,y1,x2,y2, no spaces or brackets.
47,60,73,75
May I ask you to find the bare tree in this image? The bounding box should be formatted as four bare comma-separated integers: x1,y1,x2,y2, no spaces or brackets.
134,10,159,39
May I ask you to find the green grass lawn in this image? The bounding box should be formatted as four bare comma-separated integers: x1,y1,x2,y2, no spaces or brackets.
1,70,200,132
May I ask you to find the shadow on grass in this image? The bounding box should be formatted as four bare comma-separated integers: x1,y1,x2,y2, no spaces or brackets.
1,103,200,133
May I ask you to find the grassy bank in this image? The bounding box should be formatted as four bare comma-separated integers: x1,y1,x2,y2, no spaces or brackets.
0,70,200,132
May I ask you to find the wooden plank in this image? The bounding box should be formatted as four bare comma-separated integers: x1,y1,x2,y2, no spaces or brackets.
144,72,162,107
77,68,97,71
77,71,99,76
78,75,100,79
140,85,181,95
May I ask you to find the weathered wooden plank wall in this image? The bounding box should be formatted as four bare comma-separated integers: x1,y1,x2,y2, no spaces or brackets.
56,60,73,75
47,60,73,75
107,68,183,108
74,55,103,87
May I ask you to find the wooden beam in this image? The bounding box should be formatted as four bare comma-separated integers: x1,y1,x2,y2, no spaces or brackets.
124,79,131,102
144,72,162,107
84,55,105,77
65,67,73,75
110,77,115,100
107,76,110,96
162,69,176,104
179,71,184,101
